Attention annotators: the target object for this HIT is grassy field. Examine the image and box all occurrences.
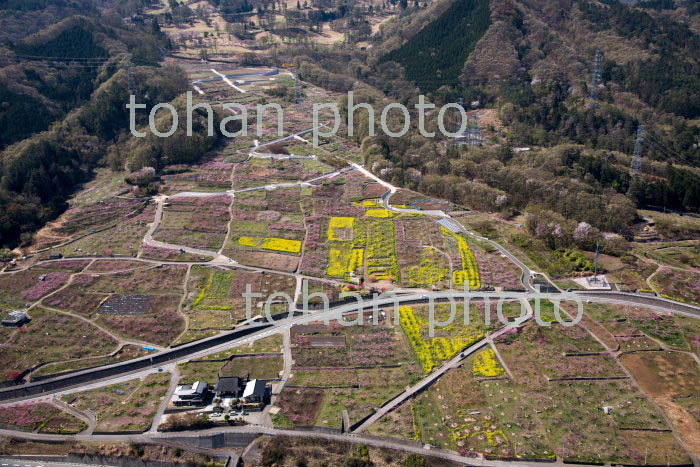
[0,308,118,382]
[62,373,171,432]
[220,355,284,380]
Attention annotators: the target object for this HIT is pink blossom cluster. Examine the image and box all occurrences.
[72,274,96,287]
[270,223,305,232]
[21,272,69,300]
[0,403,56,428]
[141,244,180,259]
[200,160,234,171]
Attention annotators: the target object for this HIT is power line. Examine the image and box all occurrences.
[645,133,700,170]
[11,54,111,61]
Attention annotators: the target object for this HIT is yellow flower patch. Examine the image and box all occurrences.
[361,199,378,207]
[349,248,364,273]
[328,248,348,277]
[365,208,393,218]
[399,306,484,374]
[328,217,355,241]
[442,227,481,289]
[473,348,506,377]
[261,237,302,254]
[238,236,259,247]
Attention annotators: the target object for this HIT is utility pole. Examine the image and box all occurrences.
[593,241,600,281]
[631,124,645,175]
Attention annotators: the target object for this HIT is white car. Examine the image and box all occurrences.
[211,412,222,417]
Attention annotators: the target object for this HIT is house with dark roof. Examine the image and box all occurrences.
[242,379,267,404]
[172,381,208,406]
[215,376,243,398]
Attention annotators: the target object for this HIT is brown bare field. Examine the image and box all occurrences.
[621,351,700,456]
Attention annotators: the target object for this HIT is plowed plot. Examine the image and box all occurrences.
[290,321,415,368]
[469,238,524,291]
[139,245,211,262]
[652,267,700,305]
[396,218,450,289]
[413,366,518,457]
[220,355,283,380]
[83,265,188,294]
[86,260,150,272]
[186,266,296,325]
[0,308,117,382]
[231,158,331,189]
[0,403,86,434]
[621,351,700,457]
[161,159,234,193]
[315,367,418,429]
[62,373,171,432]
[583,303,693,351]
[54,199,147,237]
[223,189,306,271]
[154,195,231,251]
[96,294,184,346]
[39,260,91,272]
[621,351,699,398]
[273,387,325,427]
[519,324,623,379]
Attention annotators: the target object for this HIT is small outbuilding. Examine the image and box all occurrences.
[2,311,30,327]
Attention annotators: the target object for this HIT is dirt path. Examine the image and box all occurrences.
[149,365,180,433]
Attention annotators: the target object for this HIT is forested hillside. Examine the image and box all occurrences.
[0,5,222,249]
[282,0,700,251]
[380,0,491,92]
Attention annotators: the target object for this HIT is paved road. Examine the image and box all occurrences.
[576,290,700,319]
[0,458,104,467]
[0,423,619,467]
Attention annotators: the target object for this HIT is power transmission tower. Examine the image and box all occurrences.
[631,124,645,175]
[469,114,482,145]
[453,98,469,145]
[591,50,603,104]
